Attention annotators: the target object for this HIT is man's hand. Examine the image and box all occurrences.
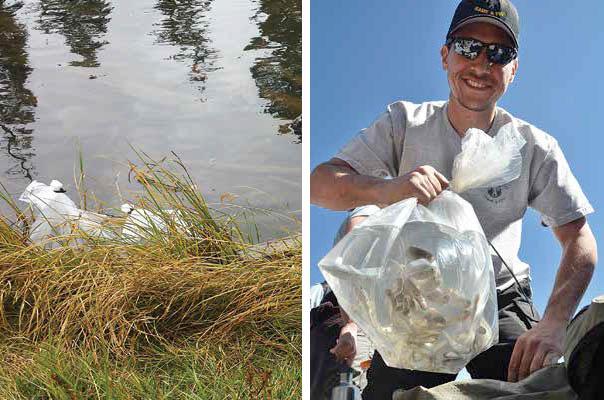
[383,165,450,206]
[311,159,449,210]
[508,217,596,382]
[507,318,566,382]
[330,322,358,366]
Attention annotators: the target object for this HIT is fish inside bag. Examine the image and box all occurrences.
[318,122,526,373]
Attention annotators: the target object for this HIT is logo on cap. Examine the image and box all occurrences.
[474,4,506,18]
[482,0,501,10]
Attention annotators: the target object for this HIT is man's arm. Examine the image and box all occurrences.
[310,158,450,210]
[508,216,597,382]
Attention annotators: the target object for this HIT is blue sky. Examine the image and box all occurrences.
[310,0,604,335]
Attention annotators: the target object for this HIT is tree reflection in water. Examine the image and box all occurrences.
[245,0,301,141]
[36,0,113,67]
[153,0,220,99]
[0,4,37,181]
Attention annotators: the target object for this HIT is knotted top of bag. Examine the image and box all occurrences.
[450,122,526,194]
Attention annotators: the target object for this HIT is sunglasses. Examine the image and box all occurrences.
[446,37,518,65]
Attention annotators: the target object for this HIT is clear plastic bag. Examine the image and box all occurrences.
[318,122,525,373]
[450,123,526,193]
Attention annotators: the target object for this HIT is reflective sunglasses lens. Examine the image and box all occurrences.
[486,45,516,65]
[453,38,483,60]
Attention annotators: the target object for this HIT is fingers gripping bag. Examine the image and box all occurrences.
[319,122,526,373]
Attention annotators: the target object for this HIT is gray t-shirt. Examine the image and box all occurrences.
[334,100,594,290]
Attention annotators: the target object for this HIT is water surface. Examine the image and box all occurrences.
[0,0,301,240]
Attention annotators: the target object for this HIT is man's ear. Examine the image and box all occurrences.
[441,45,449,70]
[508,58,518,83]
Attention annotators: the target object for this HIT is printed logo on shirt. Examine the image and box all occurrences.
[485,183,509,204]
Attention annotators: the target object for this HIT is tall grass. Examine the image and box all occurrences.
[0,154,301,399]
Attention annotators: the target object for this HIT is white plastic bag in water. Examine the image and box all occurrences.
[19,181,191,247]
[120,204,188,241]
[319,122,525,373]
[19,180,117,247]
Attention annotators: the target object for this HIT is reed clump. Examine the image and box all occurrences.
[0,239,300,353]
[0,153,301,398]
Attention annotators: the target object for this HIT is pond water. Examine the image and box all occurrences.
[0,0,301,240]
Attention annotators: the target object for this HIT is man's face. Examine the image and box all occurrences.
[441,22,518,112]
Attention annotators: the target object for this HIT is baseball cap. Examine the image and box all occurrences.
[447,0,520,49]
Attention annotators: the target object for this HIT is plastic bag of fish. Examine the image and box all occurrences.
[319,122,526,373]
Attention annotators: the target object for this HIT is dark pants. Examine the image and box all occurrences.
[310,320,351,400]
[362,280,541,400]
[310,297,355,400]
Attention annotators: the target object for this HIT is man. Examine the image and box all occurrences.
[310,0,597,399]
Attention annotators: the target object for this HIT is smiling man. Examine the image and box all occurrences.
[310,0,597,398]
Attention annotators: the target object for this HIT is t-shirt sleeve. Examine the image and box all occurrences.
[528,138,594,227]
[334,110,401,179]
[332,205,381,247]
